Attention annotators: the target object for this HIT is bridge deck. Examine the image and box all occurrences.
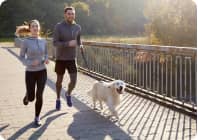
[0,43,196,140]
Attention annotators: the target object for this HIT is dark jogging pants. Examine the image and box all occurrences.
[25,69,47,117]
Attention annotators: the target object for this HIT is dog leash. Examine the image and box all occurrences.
[73,29,90,71]
[80,46,90,71]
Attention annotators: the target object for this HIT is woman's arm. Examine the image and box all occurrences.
[20,41,33,66]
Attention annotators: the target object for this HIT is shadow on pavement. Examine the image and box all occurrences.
[0,124,9,132]
[47,78,133,140]
[8,109,65,140]
[28,112,67,140]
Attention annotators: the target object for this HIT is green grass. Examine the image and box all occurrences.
[0,36,149,44]
[0,38,14,42]
[82,35,149,44]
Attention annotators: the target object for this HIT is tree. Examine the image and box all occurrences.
[0,0,147,37]
[144,0,197,46]
[71,1,90,34]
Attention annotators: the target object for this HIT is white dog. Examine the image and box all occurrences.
[88,80,126,119]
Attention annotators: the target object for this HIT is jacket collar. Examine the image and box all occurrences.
[64,20,76,25]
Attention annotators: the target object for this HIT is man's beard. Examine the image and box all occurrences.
[66,19,74,24]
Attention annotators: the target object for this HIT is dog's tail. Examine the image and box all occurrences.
[87,81,99,96]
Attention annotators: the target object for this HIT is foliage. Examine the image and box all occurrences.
[144,0,197,46]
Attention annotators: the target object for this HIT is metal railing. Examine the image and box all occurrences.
[76,42,197,109]
[43,39,197,112]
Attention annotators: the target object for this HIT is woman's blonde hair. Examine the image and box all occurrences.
[15,19,41,37]
[28,19,40,30]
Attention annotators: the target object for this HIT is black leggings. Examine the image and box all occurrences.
[25,69,47,117]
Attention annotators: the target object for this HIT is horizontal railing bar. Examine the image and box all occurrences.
[82,41,197,56]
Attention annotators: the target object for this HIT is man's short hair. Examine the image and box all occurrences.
[64,6,75,13]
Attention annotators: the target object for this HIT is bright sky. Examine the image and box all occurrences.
[0,0,197,6]
[0,0,5,6]
[192,0,197,4]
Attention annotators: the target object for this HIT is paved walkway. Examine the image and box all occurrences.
[0,43,197,140]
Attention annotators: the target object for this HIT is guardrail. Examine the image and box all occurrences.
[16,38,197,113]
[77,41,197,111]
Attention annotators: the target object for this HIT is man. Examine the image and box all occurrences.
[53,6,83,110]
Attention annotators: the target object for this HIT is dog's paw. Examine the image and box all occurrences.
[106,115,112,119]
[93,108,102,112]
[112,118,119,122]
[105,114,113,119]
[93,108,98,110]
[115,116,119,120]
[105,115,119,122]
[110,116,119,122]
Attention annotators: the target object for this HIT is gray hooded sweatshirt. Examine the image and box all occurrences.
[20,37,48,71]
[53,20,82,60]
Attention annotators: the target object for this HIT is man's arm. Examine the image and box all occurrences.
[53,24,69,48]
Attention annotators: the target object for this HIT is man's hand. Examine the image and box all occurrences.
[32,60,40,66]
[45,59,49,64]
[68,40,77,47]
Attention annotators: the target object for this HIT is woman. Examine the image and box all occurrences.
[19,20,49,126]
